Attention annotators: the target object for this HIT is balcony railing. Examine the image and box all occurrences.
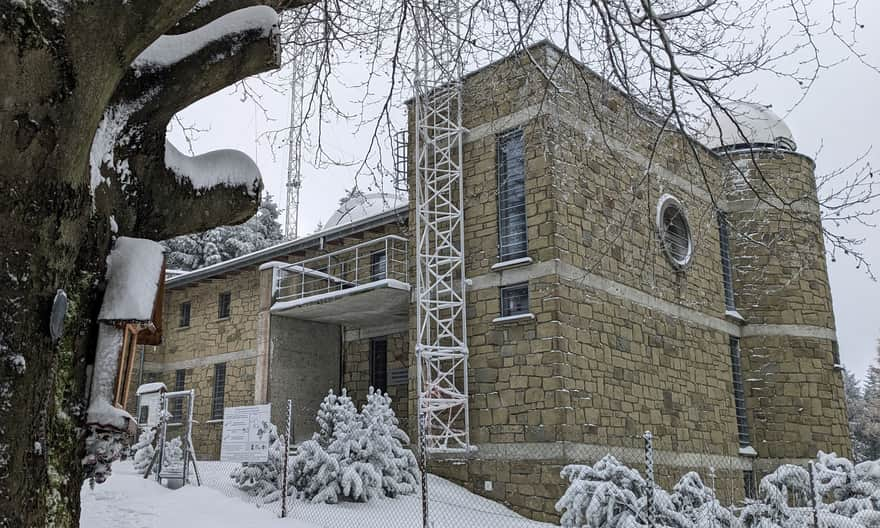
[274,235,409,304]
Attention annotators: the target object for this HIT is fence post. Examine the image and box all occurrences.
[420,411,430,528]
[281,399,292,518]
[644,431,655,528]
[808,461,820,528]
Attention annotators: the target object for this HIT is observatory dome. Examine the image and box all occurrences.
[704,102,797,152]
[324,192,405,229]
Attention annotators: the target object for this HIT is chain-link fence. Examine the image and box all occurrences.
[132,405,878,528]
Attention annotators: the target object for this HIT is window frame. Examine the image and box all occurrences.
[217,291,232,320]
[211,362,226,420]
[656,194,693,270]
[496,128,528,262]
[743,470,757,500]
[729,337,752,448]
[172,369,185,421]
[179,301,191,328]
[370,250,387,281]
[500,282,530,318]
[717,211,736,311]
[369,338,388,394]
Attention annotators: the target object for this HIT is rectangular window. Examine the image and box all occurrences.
[500,283,529,318]
[370,338,388,394]
[717,211,736,311]
[729,337,751,447]
[497,129,527,261]
[218,292,231,319]
[370,251,387,281]
[172,369,185,421]
[743,470,757,500]
[138,405,149,425]
[179,301,191,328]
[212,363,226,420]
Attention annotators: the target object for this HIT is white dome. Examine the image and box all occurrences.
[324,192,405,229]
[704,102,796,152]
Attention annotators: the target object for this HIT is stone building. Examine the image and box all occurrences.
[128,42,849,521]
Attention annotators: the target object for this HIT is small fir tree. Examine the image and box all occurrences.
[131,429,156,475]
[229,421,293,504]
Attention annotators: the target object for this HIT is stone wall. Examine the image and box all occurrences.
[342,331,410,429]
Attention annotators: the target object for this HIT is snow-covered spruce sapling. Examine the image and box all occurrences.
[359,387,420,497]
[229,421,294,504]
[132,429,156,475]
[555,454,651,527]
[812,451,880,526]
[739,464,813,528]
[671,471,740,528]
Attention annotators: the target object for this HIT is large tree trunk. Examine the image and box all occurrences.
[0,2,295,525]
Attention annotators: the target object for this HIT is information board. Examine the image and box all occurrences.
[220,404,272,463]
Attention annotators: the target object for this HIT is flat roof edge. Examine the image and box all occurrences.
[166,205,409,289]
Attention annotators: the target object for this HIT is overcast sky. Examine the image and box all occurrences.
[169,3,880,382]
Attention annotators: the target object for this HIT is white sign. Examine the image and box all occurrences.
[139,393,162,427]
[220,404,272,463]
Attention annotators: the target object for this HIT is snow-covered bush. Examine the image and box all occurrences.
[230,421,294,504]
[132,429,156,474]
[291,387,418,503]
[83,429,127,485]
[161,436,184,474]
[672,472,740,528]
[811,451,880,526]
[291,439,342,503]
[359,388,420,497]
[555,454,652,527]
[739,464,813,528]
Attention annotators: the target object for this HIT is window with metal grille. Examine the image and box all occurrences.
[743,470,757,499]
[179,301,191,328]
[717,211,736,311]
[832,340,842,367]
[657,195,692,269]
[218,291,231,319]
[172,369,185,421]
[500,283,529,318]
[370,338,388,394]
[211,363,226,420]
[729,337,751,447]
[497,129,527,261]
[370,251,387,281]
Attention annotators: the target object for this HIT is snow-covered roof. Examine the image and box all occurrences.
[325,193,406,229]
[704,102,797,152]
[166,204,409,289]
[98,237,165,322]
[136,382,167,396]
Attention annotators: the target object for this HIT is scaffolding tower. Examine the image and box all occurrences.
[413,0,470,452]
[285,59,304,239]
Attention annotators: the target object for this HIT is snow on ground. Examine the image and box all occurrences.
[82,461,555,528]
[81,462,316,528]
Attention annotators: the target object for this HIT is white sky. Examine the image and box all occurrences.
[168,3,880,382]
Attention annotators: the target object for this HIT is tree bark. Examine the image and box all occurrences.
[0,2,285,525]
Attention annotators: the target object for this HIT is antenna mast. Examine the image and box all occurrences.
[413,0,470,452]
[285,60,304,239]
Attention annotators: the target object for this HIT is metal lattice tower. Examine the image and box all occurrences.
[284,60,304,239]
[413,0,470,452]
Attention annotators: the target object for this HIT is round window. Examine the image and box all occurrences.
[656,195,692,269]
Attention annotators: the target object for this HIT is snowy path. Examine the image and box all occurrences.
[82,461,556,528]
[80,462,316,528]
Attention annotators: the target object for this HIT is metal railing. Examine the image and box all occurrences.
[274,235,409,303]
